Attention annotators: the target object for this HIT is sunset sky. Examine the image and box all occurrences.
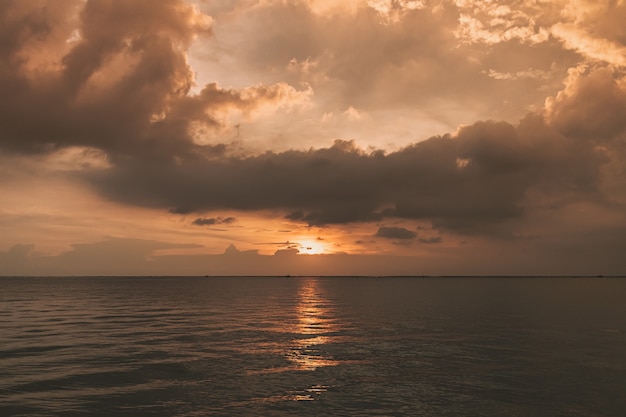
[1,0,626,276]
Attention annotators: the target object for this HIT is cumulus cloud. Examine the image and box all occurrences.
[545,66,626,140]
[0,0,310,158]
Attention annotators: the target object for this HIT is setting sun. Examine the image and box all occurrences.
[297,239,327,255]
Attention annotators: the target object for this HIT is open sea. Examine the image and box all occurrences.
[1,276,625,416]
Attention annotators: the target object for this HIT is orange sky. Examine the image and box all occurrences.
[1,0,626,275]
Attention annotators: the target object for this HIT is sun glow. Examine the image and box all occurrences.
[297,239,327,255]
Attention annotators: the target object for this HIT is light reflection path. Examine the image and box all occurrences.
[240,278,356,405]
[287,277,341,371]
[248,278,345,404]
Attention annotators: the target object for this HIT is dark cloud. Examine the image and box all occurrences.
[84,114,606,235]
[192,216,235,226]
[376,226,417,240]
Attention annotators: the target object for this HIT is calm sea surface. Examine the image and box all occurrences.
[1,276,626,416]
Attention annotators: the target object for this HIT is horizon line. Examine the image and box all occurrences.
[2,275,625,279]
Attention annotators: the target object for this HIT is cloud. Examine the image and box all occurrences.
[1,0,625,259]
[376,226,417,240]
[3,0,621,161]
[545,66,626,140]
[551,24,626,67]
[194,0,589,147]
[83,109,608,235]
[192,216,236,226]
[0,0,310,158]
[224,0,496,111]
[0,0,599,162]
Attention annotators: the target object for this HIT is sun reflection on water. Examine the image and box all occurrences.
[243,278,352,405]
[288,278,341,371]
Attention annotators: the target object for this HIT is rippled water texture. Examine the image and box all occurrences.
[1,276,626,416]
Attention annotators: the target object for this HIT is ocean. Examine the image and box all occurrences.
[1,276,625,416]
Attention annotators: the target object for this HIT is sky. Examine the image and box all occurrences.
[1,0,626,276]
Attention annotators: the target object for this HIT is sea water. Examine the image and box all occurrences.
[1,276,625,416]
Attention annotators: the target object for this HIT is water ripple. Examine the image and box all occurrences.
[1,276,626,416]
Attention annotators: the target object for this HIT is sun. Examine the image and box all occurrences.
[297,239,327,255]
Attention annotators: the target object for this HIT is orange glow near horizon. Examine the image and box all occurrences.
[296,239,328,255]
